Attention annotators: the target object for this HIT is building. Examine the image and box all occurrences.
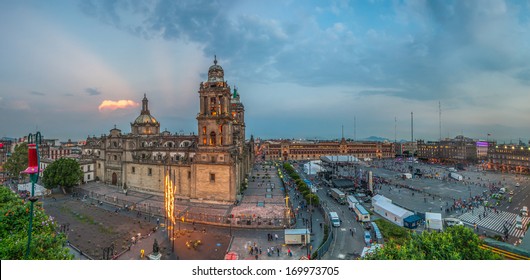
[486,142,530,174]
[81,58,254,203]
[395,141,417,157]
[259,138,395,161]
[39,158,95,184]
[417,135,480,164]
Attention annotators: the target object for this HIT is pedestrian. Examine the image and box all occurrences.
[250,247,254,255]
[267,248,270,256]
[275,233,278,240]
[277,247,280,256]
[259,247,262,255]
[255,254,258,260]
[288,248,292,257]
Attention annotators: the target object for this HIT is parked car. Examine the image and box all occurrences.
[364,231,372,245]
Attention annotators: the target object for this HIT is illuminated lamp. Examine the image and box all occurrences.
[21,144,39,174]
[0,143,3,148]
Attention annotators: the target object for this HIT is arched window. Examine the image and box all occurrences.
[210,131,216,146]
[113,155,117,161]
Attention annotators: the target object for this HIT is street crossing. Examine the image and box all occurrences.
[458,206,529,238]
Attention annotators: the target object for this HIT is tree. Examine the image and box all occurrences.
[305,193,320,206]
[364,226,502,260]
[3,142,28,181]
[42,158,83,193]
[0,186,73,259]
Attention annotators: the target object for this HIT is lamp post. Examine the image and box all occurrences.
[22,131,42,259]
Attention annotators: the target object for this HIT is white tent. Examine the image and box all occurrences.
[372,195,413,227]
[425,212,443,231]
[303,160,324,175]
[17,183,50,196]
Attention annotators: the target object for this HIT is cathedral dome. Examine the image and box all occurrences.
[207,56,224,82]
[134,114,158,125]
[133,94,159,125]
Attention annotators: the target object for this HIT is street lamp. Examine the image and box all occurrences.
[22,131,42,259]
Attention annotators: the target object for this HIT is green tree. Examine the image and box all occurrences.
[0,186,73,259]
[364,226,502,260]
[42,158,83,193]
[3,142,28,181]
[305,193,320,206]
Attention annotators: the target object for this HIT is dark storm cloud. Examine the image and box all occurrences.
[78,0,530,102]
[85,87,102,96]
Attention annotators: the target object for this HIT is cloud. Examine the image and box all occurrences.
[29,91,46,96]
[98,99,139,111]
[79,0,530,107]
[85,87,102,96]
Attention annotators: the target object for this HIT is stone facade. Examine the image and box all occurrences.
[259,138,395,161]
[82,59,254,203]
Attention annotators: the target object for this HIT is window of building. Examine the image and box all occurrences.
[210,173,215,183]
[87,174,91,180]
[188,171,191,179]
[98,163,101,168]
[113,155,117,161]
[132,167,135,174]
[211,156,216,163]
[148,168,152,176]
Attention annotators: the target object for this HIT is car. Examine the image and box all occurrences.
[509,190,514,195]
[364,231,372,245]
[444,218,464,227]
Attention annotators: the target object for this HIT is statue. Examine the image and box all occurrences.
[153,239,159,254]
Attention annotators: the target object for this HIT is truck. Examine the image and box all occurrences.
[329,212,341,227]
[354,204,371,222]
[330,188,346,204]
[402,173,412,179]
[347,195,359,210]
[450,172,463,181]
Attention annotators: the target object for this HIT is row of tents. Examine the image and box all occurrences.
[372,194,443,231]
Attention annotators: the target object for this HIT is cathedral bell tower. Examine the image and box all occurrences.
[193,56,237,202]
[197,56,233,148]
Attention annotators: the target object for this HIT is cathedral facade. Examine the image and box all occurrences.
[82,59,254,203]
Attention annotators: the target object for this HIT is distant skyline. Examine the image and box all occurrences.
[2,1,530,144]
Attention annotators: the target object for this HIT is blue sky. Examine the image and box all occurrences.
[2,0,530,144]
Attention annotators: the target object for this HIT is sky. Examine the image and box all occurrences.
[2,0,530,144]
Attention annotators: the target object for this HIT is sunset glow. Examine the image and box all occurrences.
[98,100,139,111]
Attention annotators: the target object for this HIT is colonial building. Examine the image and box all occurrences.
[416,135,481,164]
[81,58,254,203]
[486,143,530,174]
[259,138,395,161]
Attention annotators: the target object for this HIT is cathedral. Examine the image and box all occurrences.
[82,58,254,203]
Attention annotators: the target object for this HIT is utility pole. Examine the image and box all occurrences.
[354,116,356,141]
[439,101,442,141]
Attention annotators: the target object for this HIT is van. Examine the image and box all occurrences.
[521,206,528,217]
[329,212,341,227]
[515,216,523,229]
[444,218,464,227]
[499,188,506,194]
[448,167,457,172]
